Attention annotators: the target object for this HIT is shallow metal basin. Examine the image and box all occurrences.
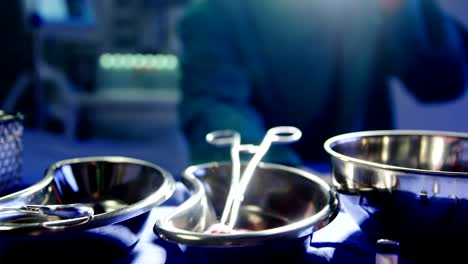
[0,156,175,263]
[154,162,338,248]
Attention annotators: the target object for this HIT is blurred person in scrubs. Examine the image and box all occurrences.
[178,0,468,166]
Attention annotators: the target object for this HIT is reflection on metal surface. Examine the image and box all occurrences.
[380,136,390,163]
[430,137,444,170]
[154,162,338,247]
[60,165,79,192]
[432,180,439,195]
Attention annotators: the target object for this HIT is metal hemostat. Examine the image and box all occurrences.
[205,126,302,230]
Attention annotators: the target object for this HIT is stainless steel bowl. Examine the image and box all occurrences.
[0,156,175,263]
[154,162,338,248]
[324,130,468,246]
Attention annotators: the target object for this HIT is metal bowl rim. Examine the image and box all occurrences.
[324,130,468,177]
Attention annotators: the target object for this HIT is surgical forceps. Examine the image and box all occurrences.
[206,126,302,229]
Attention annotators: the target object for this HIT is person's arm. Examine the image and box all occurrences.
[178,1,302,166]
[382,0,467,101]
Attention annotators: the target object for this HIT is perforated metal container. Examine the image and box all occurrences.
[0,111,23,195]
